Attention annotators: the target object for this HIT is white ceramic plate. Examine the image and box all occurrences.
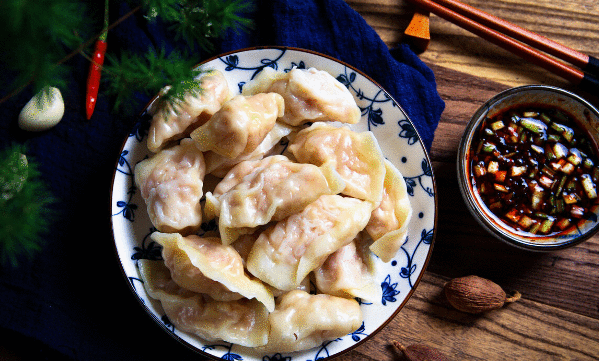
[110,47,437,361]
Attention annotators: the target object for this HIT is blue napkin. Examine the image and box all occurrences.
[0,1,444,360]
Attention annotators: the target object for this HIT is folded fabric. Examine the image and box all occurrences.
[0,1,444,360]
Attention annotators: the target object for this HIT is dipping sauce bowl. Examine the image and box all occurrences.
[457,85,599,250]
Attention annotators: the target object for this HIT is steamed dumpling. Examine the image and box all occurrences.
[314,233,382,303]
[242,67,361,126]
[138,259,269,347]
[191,93,285,158]
[246,194,373,291]
[206,155,346,245]
[153,232,242,302]
[151,232,275,312]
[134,138,205,235]
[258,290,362,352]
[289,122,386,205]
[147,70,232,153]
[204,122,295,178]
[367,160,413,262]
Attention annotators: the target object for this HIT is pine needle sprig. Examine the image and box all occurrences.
[142,0,253,51]
[103,48,205,115]
[0,144,55,268]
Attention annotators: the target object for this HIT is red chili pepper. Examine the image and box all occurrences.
[85,39,107,120]
[85,0,109,120]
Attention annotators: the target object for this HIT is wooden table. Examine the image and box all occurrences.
[338,0,599,359]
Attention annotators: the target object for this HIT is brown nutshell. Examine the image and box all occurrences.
[443,275,520,314]
[392,341,452,361]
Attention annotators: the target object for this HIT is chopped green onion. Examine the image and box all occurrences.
[540,218,555,233]
[567,149,583,165]
[530,144,544,154]
[539,113,551,123]
[581,174,597,199]
[520,117,547,134]
[553,142,568,159]
[482,142,497,153]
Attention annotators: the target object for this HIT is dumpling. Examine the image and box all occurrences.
[138,259,269,347]
[147,70,232,153]
[258,290,362,352]
[204,122,295,178]
[289,122,386,205]
[314,233,382,303]
[242,67,361,126]
[246,194,373,291]
[191,93,285,159]
[153,232,241,301]
[206,155,346,245]
[134,138,205,235]
[367,160,413,262]
[151,232,275,312]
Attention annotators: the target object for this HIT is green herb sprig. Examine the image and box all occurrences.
[0,145,55,268]
[0,0,252,112]
[104,48,205,115]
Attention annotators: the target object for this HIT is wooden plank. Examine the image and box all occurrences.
[336,272,599,360]
[349,0,599,88]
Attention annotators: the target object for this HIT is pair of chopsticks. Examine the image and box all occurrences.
[405,0,599,92]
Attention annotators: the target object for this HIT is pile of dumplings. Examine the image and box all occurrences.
[134,66,413,353]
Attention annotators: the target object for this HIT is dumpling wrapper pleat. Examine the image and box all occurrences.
[138,259,269,347]
[246,194,373,291]
[151,232,275,312]
[367,159,413,262]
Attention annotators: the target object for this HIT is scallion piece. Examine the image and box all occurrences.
[539,113,551,123]
[581,174,597,199]
[530,144,544,154]
[552,142,568,159]
[482,142,497,153]
[540,218,555,233]
[520,117,547,134]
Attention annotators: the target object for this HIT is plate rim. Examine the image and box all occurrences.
[109,45,439,361]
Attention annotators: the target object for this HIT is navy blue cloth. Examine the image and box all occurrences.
[0,1,444,360]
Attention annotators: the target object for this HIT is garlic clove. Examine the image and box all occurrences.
[18,87,65,131]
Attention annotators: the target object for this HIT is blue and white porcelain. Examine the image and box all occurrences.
[110,47,437,361]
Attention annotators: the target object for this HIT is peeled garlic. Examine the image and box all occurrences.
[18,87,64,131]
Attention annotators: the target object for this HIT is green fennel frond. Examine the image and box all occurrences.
[0,144,55,268]
[103,49,204,115]
[0,0,86,95]
[142,0,253,51]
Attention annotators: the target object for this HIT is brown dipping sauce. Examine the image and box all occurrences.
[469,105,599,236]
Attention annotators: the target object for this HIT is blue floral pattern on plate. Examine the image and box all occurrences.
[110,47,436,361]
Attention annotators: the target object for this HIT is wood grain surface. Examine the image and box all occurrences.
[338,0,599,360]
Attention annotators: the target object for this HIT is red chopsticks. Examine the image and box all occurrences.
[405,0,599,92]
